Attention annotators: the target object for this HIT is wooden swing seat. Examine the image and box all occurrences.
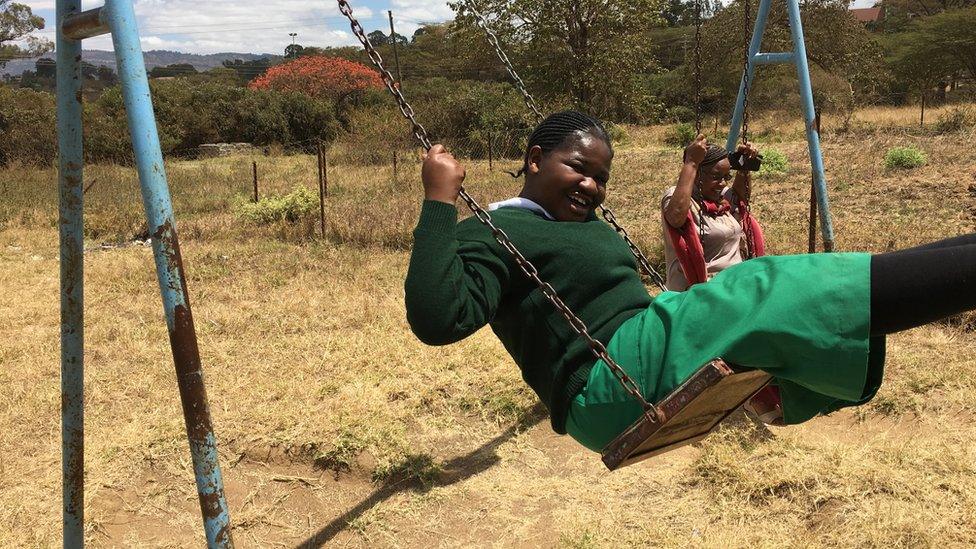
[601,359,772,471]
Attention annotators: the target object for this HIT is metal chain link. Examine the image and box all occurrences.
[337,0,657,414]
[599,208,666,290]
[698,189,707,240]
[693,0,707,240]
[466,2,666,291]
[738,0,755,256]
[741,0,752,144]
[467,4,544,121]
[693,0,703,136]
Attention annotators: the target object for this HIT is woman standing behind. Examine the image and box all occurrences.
[662,134,762,291]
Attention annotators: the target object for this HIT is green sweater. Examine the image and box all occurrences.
[404,200,652,433]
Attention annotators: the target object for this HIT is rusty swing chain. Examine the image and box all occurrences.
[693,0,707,240]
[466,4,543,121]
[741,0,752,145]
[693,0,703,136]
[336,0,657,415]
[465,3,666,292]
[738,0,759,257]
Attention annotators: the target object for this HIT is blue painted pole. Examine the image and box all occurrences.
[103,1,233,546]
[785,0,835,250]
[56,0,85,546]
[725,0,773,151]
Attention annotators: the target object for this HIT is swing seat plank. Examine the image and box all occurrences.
[601,359,772,471]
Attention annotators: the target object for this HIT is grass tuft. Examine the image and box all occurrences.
[884,146,927,170]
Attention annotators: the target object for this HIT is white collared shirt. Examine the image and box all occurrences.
[487,197,555,220]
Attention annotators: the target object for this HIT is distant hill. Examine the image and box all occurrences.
[1,49,282,76]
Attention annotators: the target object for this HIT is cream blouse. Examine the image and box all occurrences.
[661,185,747,291]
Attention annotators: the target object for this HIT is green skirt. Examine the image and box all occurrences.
[566,253,886,452]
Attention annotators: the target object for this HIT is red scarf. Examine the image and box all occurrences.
[664,198,765,287]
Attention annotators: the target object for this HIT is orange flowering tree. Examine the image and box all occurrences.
[248,56,383,104]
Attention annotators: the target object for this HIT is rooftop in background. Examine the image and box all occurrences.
[850,6,884,23]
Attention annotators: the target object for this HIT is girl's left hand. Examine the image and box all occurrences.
[737,141,759,159]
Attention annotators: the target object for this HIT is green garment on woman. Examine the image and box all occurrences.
[403,200,886,451]
[566,253,886,452]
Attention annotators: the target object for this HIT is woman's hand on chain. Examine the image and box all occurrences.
[684,134,708,166]
[422,144,465,204]
[736,141,759,160]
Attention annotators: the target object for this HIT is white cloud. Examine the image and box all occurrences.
[18,0,455,55]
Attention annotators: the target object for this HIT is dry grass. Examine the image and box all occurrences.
[1,104,975,547]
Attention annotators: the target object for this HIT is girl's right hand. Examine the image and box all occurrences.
[683,134,708,166]
[422,144,465,204]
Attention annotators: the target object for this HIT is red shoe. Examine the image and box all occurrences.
[743,385,784,426]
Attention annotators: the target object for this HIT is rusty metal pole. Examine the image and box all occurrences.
[920,91,925,127]
[392,150,398,185]
[317,143,326,237]
[323,148,329,197]
[487,133,493,171]
[252,161,258,202]
[104,0,233,546]
[808,110,820,253]
[57,0,85,545]
[388,10,402,84]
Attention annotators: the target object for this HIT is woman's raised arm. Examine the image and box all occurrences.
[663,134,708,228]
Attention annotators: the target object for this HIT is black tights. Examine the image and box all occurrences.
[870,233,976,336]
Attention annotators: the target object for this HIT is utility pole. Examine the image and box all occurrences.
[388,10,403,85]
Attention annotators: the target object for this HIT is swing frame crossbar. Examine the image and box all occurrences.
[57,1,231,547]
[726,0,835,251]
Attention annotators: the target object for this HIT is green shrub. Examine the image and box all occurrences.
[664,122,697,147]
[884,146,927,170]
[668,106,696,123]
[934,108,975,134]
[0,87,56,167]
[237,187,317,224]
[757,148,789,176]
[605,122,629,146]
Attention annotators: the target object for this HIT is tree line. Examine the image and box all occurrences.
[1,0,974,167]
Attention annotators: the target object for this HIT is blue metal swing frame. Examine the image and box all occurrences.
[725,0,835,251]
[56,1,232,546]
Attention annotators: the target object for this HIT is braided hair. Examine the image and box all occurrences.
[511,110,613,178]
[683,143,728,170]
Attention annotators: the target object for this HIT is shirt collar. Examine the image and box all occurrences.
[487,197,555,220]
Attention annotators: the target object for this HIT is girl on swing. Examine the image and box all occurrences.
[661,135,785,423]
[662,136,762,291]
[404,110,976,453]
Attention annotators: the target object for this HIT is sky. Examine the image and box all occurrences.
[19,0,879,56]
[19,1,456,55]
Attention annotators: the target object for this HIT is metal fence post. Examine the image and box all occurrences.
[317,142,326,237]
[392,150,398,184]
[103,0,233,546]
[487,133,493,171]
[252,161,258,202]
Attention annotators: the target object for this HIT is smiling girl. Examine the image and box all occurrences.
[404,110,976,454]
[662,135,761,291]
